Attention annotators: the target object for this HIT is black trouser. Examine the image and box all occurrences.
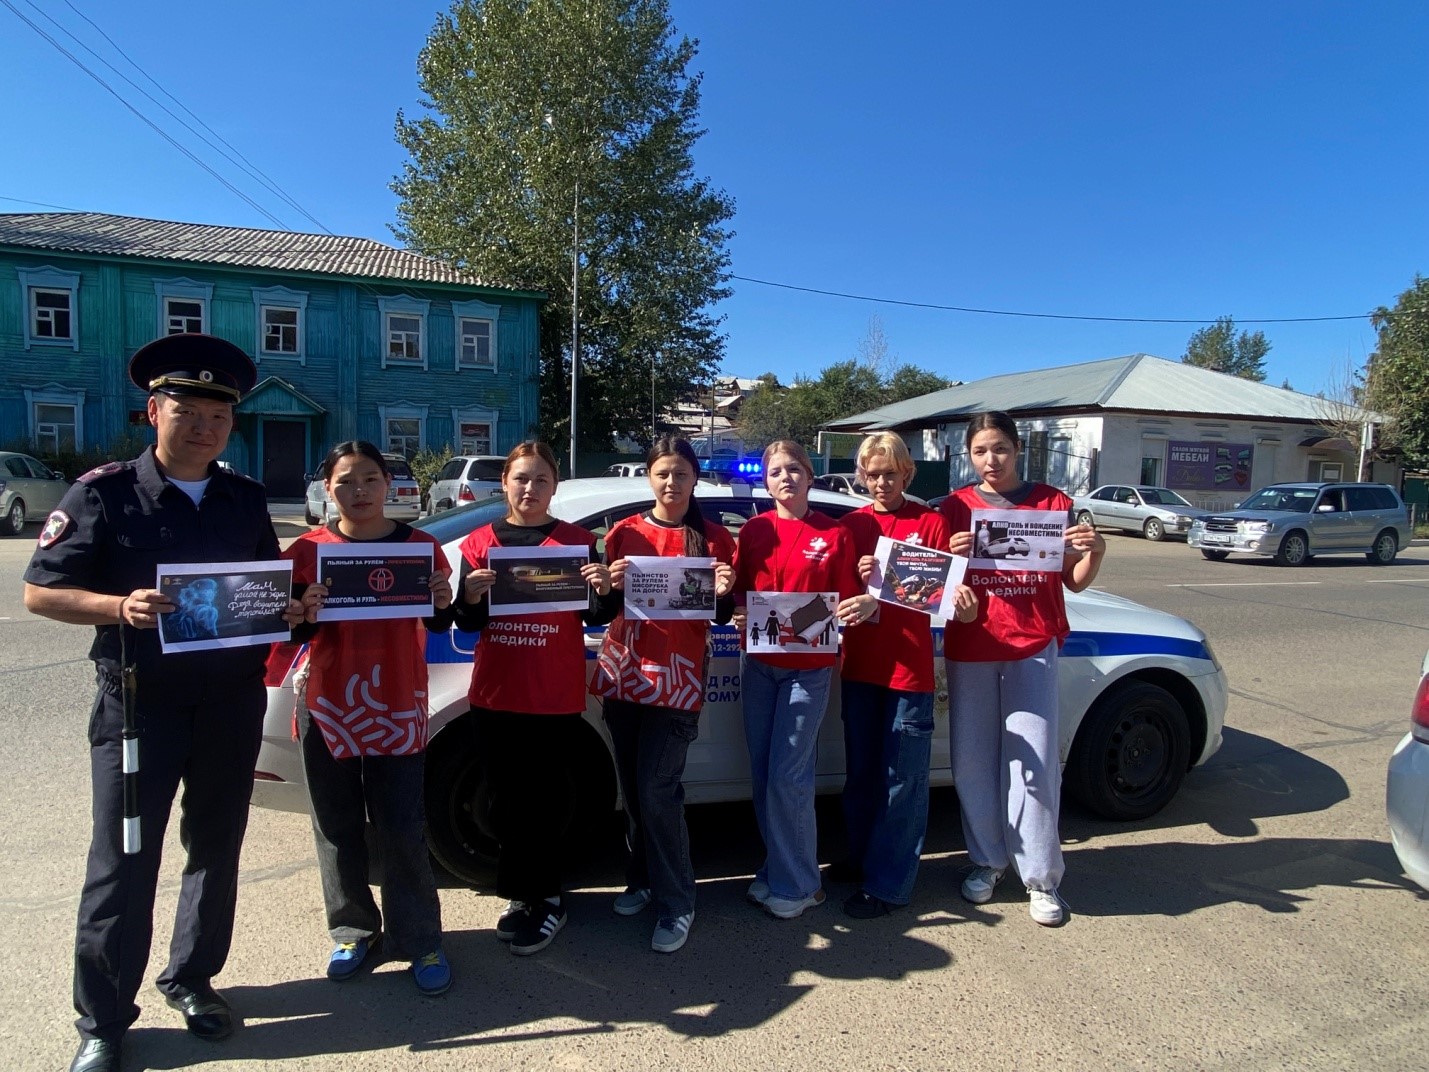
[74,670,264,1043]
[299,711,442,960]
[470,708,583,904]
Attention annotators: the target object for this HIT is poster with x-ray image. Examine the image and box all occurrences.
[156,560,292,653]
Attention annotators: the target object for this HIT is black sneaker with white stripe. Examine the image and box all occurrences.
[510,900,566,955]
[495,900,530,942]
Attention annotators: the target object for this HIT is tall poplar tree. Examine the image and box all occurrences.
[392,0,734,455]
[1367,275,1429,466]
[1180,316,1271,381]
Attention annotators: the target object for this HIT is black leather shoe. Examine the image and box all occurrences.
[69,1037,120,1072]
[161,982,234,1041]
[843,890,897,919]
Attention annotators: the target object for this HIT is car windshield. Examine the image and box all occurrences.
[414,495,508,541]
[385,458,415,480]
[1141,489,1193,507]
[467,459,504,480]
[1239,487,1316,513]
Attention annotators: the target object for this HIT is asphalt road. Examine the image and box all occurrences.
[1,522,1426,1071]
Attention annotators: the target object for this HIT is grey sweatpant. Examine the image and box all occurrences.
[948,641,1065,891]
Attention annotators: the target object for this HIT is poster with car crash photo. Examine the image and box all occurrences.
[155,560,293,653]
[744,591,839,654]
[866,536,969,617]
[969,510,1066,573]
[622,555,717,620]
[487,544,592,616]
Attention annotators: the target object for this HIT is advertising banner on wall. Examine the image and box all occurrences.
[1167,441,1253,490]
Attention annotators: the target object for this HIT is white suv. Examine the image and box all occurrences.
[426,455,506,514]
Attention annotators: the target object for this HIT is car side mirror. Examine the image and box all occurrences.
[54,472,65,481]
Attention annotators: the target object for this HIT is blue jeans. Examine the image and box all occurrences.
[741,657,834,900]
[840,680,934,905]
[604,699,700,917]
[299,710,442,960]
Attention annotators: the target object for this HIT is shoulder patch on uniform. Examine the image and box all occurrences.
[38,510,72,548]
[78,461,125,484]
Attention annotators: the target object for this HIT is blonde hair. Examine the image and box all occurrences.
[856,432,915,484]
[761,439,815,478]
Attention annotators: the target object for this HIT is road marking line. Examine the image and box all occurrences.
[1165,582,1322,587]
[1364,578,1429,583]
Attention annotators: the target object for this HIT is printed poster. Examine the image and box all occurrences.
[969,509,1066,573]
[623,556,717,621]
[315,543,435,622]
[156,560,292,653]
[1168,440,1253,490]
[745,591,839,654]
[487,544,591,616]
[866,536,969,618]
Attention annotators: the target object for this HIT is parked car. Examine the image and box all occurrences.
[813,473,871,498]
[602,462,648,478]
[1186,482,1409,566]
[303,452,420,525]
[1073,485,1209,542]
[1386,649,1429,891]
[425,454,506,514]
[254,479,1228,885]
[0,451,68,536]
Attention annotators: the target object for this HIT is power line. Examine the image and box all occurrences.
[1,0,288,227]
[731,274,1374,325]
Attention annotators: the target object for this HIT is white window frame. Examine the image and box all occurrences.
[452,405,499,454]
[251,285,309,363]
[379,401,429,458]
[451,298,500,371]
[23,383,87,450]
[17,266,80,351]
[154,278,213,336]
[378,295,430,370]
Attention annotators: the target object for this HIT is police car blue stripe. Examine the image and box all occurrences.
[425,626,1212,665]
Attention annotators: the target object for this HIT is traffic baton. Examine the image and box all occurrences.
[119,626,141,855]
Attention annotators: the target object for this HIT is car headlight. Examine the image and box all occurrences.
[1189,518,1204,531]
[1242,521,1271,533]
[1175,514,1194,525]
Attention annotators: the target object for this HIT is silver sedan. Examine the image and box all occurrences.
[1073,484,1208,542]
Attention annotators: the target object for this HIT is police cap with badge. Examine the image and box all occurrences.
[129,332,257,403]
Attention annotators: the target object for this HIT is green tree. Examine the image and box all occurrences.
[1181,316,1270,381]
[886,364,955,402]
[1367,275,1429,466]
[392,0,735,456]
[732,373,793,448]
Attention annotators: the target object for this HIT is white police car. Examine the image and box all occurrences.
[254,479,1228,885]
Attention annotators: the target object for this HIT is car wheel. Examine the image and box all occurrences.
[303,503,319,526]
[1367,530,1398,565]
[1066,680,1191,820]
[1142,517,1165,542]
[1076,510,1095,528]
[1274,531,1309,566]
[1200,549,1230,561]
[4,499,24,536]
[423,715,618,888]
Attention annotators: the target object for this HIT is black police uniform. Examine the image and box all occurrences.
[24,336,279,1047]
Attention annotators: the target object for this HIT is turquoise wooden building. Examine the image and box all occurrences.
[0,212,543,495]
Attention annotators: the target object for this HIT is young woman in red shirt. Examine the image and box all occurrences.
[590,436,737,953]
[733,439,875,920]
[285,441,455,995]
[836,432,976,918]
[452,441,616,955]
[938,412,1105,926]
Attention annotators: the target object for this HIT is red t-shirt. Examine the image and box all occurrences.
[733,508,861,670]
[939,483,1073,662]
[283,525,451,758]
[459,519,597,715]
[590,512,737,712]
[839,500,951,692]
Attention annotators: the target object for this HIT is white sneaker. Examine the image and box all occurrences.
[613,887,652,916]
[745,878,771,906]
[1028,887,1067,926]
[960,866,1005,904]
[764,888,826,919]
[651,912,694,953]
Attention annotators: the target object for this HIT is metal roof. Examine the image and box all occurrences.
[0,211,535,292]
[827,353,1359,430]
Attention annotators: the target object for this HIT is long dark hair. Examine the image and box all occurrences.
[321,440,389,480]
[964,411,1021,450]
[646,436,707,556]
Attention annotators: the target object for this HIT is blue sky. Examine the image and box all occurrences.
[2,0,1425,396]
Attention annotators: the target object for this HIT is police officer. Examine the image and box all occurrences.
[23,334,305,1072]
